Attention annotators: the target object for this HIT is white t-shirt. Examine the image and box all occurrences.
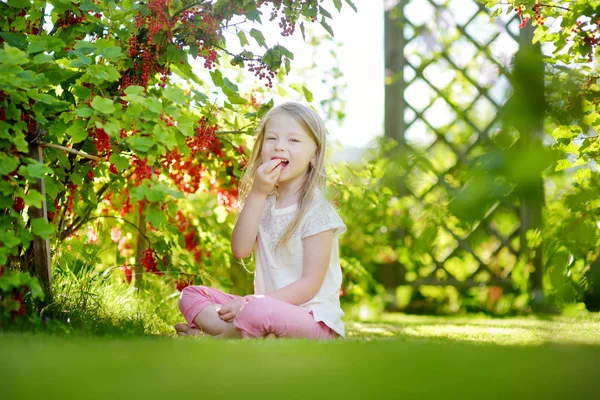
[254,188,347,337]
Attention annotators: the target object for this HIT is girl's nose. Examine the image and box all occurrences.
[274,140,286,151]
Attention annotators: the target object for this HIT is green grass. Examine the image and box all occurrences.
[1,312,599,399]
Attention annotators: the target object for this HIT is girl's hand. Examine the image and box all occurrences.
[252,159,283,195]
[217,298,245,322]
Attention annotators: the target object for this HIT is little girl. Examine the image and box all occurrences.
[175,102,346,339]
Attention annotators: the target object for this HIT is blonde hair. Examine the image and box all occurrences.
[237,102,328,252]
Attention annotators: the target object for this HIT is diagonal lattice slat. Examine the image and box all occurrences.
[385,0,523,291]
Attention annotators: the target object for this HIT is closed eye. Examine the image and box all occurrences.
[290,139,300,143]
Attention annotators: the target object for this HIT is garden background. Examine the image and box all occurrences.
[0,0,599,398]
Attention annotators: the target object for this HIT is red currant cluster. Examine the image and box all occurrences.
[532,3,544,26]
[248,61,276,88]
[217,188,239,212]
[175,277,193,292]
[160,114,174,127]
[47,197,61,222]
[66,183,78,215]
[130,156,155,186]
[9,287,26,320]
[172,209,207,260]
[278,16,296,37]
[13,197,25,212]
[21,111,36,136]
[141,248,163,275]
[185,118,219,156]
[163,149,205,193]
[202,46,218,69]
[55,11,86,29]
[93,127,111,158]
[26,20,40,35]
[121,262,133,284]
[119,190,133,217]
[516,2,545,28]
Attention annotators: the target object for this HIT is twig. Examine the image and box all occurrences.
[86,215,152,245]
[41,142,103,162]
[496,1,570,11]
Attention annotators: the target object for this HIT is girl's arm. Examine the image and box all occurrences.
[266,229,334,305]
[231,188,267,259]
[231,159,283,259]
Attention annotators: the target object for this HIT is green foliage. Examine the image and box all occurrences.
[482,0,600,309]
[0,269,44,321]
[0,0,351,320]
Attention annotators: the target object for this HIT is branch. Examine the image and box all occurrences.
[41,142,103,162]
[497,1,570,11]
[172,1,211,19]
[86,215,152,245]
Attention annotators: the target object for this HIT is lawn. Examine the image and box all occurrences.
[1,313,598,400]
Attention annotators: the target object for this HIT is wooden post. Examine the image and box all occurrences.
[382,0,408,309]
[384,0,407,143]
[25,136,53,300]
[518,21,546,309]
[134,211,146,288]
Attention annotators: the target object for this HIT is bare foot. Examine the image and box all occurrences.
[265,333,277,339]
[174,323,205,337]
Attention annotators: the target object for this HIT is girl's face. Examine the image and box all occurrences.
[261,111,318,186]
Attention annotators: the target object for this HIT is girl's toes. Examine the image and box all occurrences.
[175,323,190,333]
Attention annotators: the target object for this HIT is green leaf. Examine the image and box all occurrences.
[0,155,19,175]
[99,46,123,61]
[0,44,28,64]
[250,28,267,48]
[210,69,224,87]
[344,0,357,12]
[124,86,145,95]
[552,126,579,139]
[33,54,55,64]
[0,34,28,51]
[128,136,155,152]
[302,86,313,102]
[333,0,342,12]
[91,97,116,114]
[319,6,332,18]
[31,218,55,240]
[28,37,47,54]
[555,159,572,171]
[104,120,121,137]
[237,31,249,46]
[7,0,32,7]
[532,26,548,45]
[23,190,44,208]
[22,160,53,179]
[164,86,186,104]
[320,17,334,37]
[66,119,88,144]
[145,206,167,227]
[145,97,163,113]
[83,65,121,84]
[291,84,313,102]
[177,114,194,136]
[0,230,21,249]
[109,153,129,171]
[75,105,94,118]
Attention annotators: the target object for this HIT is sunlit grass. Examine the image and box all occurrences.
[346,312,600,345]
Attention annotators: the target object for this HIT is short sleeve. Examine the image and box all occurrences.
[301,199,347,239]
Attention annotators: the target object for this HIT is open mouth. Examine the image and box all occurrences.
[273,157,289,168]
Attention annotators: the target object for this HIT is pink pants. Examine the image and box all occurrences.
[178,286,338,340]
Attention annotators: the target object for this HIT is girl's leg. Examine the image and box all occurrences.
[177,286,243,336]
[233,295,338,340]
